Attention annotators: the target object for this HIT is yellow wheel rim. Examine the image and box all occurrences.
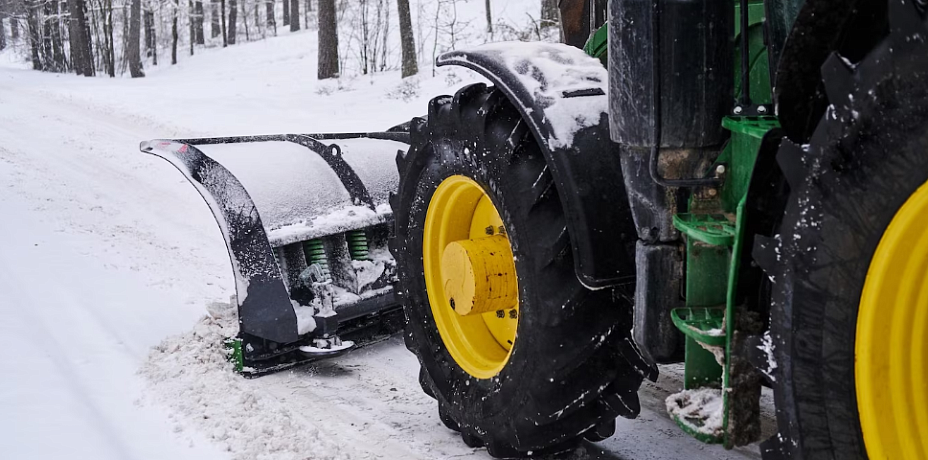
[424,175,519,379]
[857,181,928,459]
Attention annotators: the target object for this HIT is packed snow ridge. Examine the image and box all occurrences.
[138,302,354,460]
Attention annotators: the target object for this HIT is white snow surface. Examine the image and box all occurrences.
[0,10,768,460]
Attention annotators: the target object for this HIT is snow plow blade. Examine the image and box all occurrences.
[140,132,408,376]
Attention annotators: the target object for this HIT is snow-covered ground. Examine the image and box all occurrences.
[0,10,769,460]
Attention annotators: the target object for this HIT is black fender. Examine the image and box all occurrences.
[774,0,889,143]
[437,43,637,289]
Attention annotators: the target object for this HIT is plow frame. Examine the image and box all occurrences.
[141,132,408,375]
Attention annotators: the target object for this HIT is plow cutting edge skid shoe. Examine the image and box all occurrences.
[140,131,409,376]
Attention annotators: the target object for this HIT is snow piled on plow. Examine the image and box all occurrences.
[267,203,392,248]
[139,303,352,460]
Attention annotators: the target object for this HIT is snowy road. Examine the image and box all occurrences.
[1,41,765,460]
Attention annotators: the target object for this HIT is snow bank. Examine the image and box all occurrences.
[138,303,355,460]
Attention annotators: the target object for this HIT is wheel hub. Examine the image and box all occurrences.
[441,235,518,316]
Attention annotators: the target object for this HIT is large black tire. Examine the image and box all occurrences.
[758,2,928,458]
[390,83,643,458]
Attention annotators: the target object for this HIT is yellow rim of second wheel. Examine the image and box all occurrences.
[857,180,928,459]
[423,175,519,379]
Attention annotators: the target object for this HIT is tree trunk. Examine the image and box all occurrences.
[288,0,298,31]
[11,14,19,41]
[397,0,416,77]
[26,0,41,70]
[265,0,275,33]
[220,0,226,46]
[78,0,95,75]
[316,0,337,79]
[105,0,115,76]
[172,0,178,63]
[128,0,143,76]
[227,0,236,43]
[541,0,557,28]
[144,7,157,65]
[240,0,249,40]
[211,0,220,37]
[485,0,492,34]
[0,12,6,50]
[281,0,288,26]
[195,1,204,43]
[43,0,67,71]
[188,0,194,54]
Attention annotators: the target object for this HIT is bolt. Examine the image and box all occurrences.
[707,188,718,197]
[509,309,518,319]
[716,164,726,175]
[734,106,743,115]
[757,105,768,114]
[485,226,495,235]
[450,298,456,310]
[496,310,505,318]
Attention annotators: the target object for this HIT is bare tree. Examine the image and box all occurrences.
[194,1,204,43]
[0,9,6,50]
[11,10,18,41]
[128,0,144,76]
[43,0,67,71]
[541,0,557,29]
[210,0,220,37]
[397,0,416,77]
[281,0,288,26]
[102,0,116,76]
[264,0,274,33]
[316,0,336,79]
[289,0,298,31]
[188,0,195,54]
[171,0,178,63]
[69,0,95,75]
[227,0,236,43]
[220,0,226,45]
[144,5,157,65]
[26,0,41,70]
[240,0,248,40]
[484,0,491,35]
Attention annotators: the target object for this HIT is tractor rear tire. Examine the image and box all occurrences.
[390,84,643,457]
[759,2,928,458]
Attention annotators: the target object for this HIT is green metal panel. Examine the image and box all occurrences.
[583,22,609,65]
[735,1,773,106]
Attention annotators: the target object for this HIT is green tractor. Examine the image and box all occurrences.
[390,0,928,457]
[143,0,928,458]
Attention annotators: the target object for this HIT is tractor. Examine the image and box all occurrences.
[142,0,928,458]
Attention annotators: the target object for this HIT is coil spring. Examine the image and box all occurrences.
[347,230,370,261]
[303,239,330,279]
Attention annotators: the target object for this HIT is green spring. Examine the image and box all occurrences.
[347,230,370,261]
[303,239,330,277]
